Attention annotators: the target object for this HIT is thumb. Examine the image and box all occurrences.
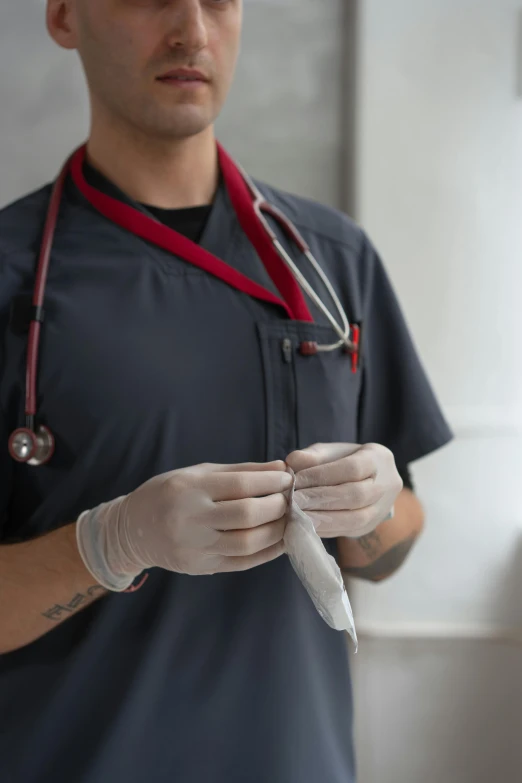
[286,443,361,473]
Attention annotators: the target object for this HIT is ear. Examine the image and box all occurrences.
[46,0,78,51]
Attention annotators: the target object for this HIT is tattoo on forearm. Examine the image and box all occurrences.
[42,586,106,623]
[343,534,417,582]
[357,531,382,560]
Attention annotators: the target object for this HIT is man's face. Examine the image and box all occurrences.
[48,0,243,140]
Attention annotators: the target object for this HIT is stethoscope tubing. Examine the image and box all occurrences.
[9,151,355,466]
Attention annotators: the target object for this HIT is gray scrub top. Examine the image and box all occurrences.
[0,156,452,783]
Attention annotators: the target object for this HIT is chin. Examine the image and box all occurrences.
[139,104,216,141]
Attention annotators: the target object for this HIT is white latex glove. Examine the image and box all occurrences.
[77,461,292,591]
[286,443,403,539]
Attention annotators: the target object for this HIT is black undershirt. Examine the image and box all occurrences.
[83,161,212,243]
[142,203,212,244]
[82,161,414,492]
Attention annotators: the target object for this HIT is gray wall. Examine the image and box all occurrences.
[0,2,88,207]
[0,0,346,209]
[218,0,346,208]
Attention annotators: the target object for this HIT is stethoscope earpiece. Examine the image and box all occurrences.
[8,426,55,466]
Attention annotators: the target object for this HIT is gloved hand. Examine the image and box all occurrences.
[76,461,292,591]
[286,443,403,539]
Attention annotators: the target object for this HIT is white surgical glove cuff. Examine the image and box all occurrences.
[76,497,144,593]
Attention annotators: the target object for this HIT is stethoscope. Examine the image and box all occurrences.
[8,149,358,467]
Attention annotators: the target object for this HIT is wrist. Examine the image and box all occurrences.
[76,497,143,593]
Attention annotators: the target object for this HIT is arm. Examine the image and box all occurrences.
[0,524,107,655]
[0,460,291,655]
[337,487,424,582]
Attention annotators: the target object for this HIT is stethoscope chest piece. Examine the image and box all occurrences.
[8,425,55,466]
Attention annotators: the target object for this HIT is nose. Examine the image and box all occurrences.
[164,0,209,54]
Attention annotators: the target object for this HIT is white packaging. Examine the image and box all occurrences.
[284,469,358,650]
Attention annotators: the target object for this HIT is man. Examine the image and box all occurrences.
[0,2,452,782]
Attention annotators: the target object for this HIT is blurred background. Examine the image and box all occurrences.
[2,1,522,781]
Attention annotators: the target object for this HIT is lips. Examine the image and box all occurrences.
[157,69,208,83]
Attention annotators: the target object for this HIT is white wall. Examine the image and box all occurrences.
[351,2,522,781]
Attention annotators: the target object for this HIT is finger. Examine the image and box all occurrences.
[215,461,287,474]
[212,517,286,557]
[294,451,375,490]
[220,541,286,573]
[309,507,378,539]
[188,460,287,477]
[208,471,293,502]
[294,479,381,512]
[212,493,288,530]
[286,443,361,473]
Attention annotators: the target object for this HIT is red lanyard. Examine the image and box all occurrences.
[69,144,314,323]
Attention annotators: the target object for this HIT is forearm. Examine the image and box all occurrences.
[0,523,106,655]
[337,488,425,582]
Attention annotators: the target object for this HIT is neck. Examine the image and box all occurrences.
[85,119,219,210]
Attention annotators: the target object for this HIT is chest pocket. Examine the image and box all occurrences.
[257,322,362,461]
